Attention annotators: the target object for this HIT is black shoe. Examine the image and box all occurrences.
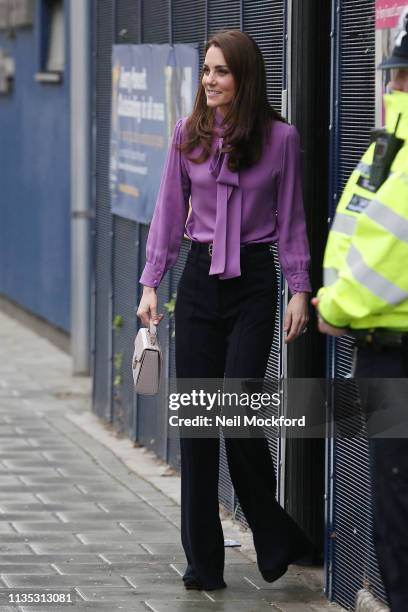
[183,577,203,590]
[183,577,227,591]
[182,564,226,591]
[204,580,227,591]
[260,563,288,583]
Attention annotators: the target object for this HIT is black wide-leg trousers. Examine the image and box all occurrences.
[174,243,311,589]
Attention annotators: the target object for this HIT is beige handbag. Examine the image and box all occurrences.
[132,322,163,395]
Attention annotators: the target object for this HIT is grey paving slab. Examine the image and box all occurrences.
[38,493,141,503]
[56,509,158,521]
[42,451,89,460]
[77,530,180,545]
[11,521,130,533]
[0,496,43,506]
[0,564,56,574]
[75,585,204,603]
[97,501,179,511]
[0,534,79,544]
[69,484,147,495]
[158,508,182,522]
[0,485,82,495]
[29,542,146,554]
[273,605,329,612]
[0,546,31,554]
[0,441,32,449]
[2,460,80,469]
[53,562,177,576]
[16,476,74,485]
[0,451,49,458]
[146,589,272,603]
[0,468,62,477]
[143,602,280,612]
[0,478,23,489]
[25,442,77,449]
[0,554,102,565]
[209,583,323,604]
[57,467,122,477]
[19,476,117,486]
[0,503,102,513]
[120,521,181,533]
[0,428,24,436]
[309,605,344,611]
[19,603,146,611]
[138,543,188,556]
[100,553,186,564]
[0,513,62,522]
[137,493,181,505]
[1,574,127,588]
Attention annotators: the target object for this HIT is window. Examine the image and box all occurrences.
[35,0,64,83]
[0,0,33,31]
[45,0,64,72]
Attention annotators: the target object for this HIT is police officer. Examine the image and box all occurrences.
[312,15,408,612]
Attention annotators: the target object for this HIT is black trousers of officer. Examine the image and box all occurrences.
[174,243,311,589]
[356,345,408,612]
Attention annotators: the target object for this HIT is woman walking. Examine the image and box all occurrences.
[137,30,312,591]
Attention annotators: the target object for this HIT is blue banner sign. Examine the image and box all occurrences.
[110,44,199,224]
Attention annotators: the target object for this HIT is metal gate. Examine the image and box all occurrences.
[327,0,387,607]
[93,0,287,521]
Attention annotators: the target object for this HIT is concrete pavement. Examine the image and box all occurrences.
[0,309,345,612]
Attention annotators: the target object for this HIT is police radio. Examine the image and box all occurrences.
[369,114,404,191]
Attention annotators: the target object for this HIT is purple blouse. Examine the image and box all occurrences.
[139,111,311,293]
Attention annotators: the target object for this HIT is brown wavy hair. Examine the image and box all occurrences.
[178,30,285,172]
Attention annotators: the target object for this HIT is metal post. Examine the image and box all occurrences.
[285,0,332,562]
[70,0,92,374]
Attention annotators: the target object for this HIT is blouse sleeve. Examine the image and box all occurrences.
[139,119,191,288]
[276,124,312,293]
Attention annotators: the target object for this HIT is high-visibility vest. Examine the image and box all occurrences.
[318,90,408,330]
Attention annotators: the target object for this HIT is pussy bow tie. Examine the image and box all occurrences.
[208,136,242,279]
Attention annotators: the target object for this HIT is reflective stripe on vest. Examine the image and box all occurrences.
[347,244,408,304]
[365,199,408,245]
[323,267,338,286]
[356,161,371,176]
[331,213,357,235]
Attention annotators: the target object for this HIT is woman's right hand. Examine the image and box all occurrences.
[136,286,164,328]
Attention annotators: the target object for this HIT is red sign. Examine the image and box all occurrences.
[376,0,407,29]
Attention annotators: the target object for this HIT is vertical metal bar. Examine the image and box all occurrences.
[204,0,208,40]
[239,0,243,31]
[108,0,117,423]
[165,0,175,456]
[168,0,173,44]
[138,0,143,43]
[133,223,143,443]
[278,0,291,508]
[325,0,340,600]
[90,0,97,399]
[165,0,173,456]
[70,0,92,375]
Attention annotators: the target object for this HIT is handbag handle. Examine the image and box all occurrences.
[149,321,158,344]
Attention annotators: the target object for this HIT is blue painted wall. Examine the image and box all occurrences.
[0,3,71,331]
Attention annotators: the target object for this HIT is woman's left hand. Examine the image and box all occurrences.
[283,292,309,343]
